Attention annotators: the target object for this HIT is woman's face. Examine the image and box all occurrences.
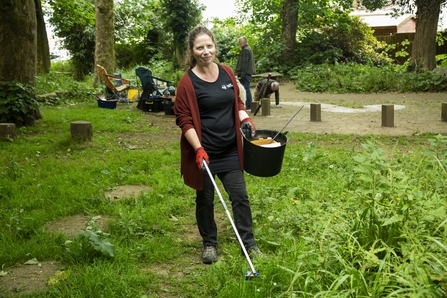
[192,33,216,67]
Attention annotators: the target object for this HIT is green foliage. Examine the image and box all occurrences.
[114,0,161,46]
[64,224,115,263]
[35,72,96,102]
[46,0,96,80]
[253,33,286,73]
[45,0,176,77]
[424,134,447,177]
[351,141,409,251]
[114,0,174,68]
[296,16,391,67]
[161,0,203,66]
[43,0,411,79]
[425,134,447,159]
[436,54,447,67]
[211,19,241,64]
[395,39,411,58]
[236,0,391,74]
[293,63,447,93]
[0,95,446,296]
[0,80,40,123]
[236,0,288,73]
[402,70,447,92]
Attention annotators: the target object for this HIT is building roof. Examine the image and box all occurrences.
[351,10,414,28]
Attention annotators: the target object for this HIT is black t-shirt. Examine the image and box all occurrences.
[189,65,240,173]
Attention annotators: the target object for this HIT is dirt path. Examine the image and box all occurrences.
[250,82,447,135]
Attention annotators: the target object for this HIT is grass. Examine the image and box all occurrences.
[1,98,447,297]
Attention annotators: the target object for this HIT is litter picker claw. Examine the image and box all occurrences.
[202,160,259,280]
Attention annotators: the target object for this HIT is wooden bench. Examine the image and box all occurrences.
[252,72,282,79]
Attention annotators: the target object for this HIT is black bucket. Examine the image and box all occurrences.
[243,129,291,177]
[163,100,175,115]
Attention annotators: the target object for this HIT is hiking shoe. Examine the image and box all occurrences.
[246,245,264,259]
[202,246,218,264]
[276,104,283,108]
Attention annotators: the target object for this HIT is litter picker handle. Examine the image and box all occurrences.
[269,105,304,143]
[201,159,257,275]
[253,102,262,116]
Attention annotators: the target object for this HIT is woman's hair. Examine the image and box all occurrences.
[184,26,218,70]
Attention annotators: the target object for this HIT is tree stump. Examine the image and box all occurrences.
[382,105,394,127]
[310,104,321,122]
[0,123,17,138]
[261,98,270,116]
[251,101,260,114]
[442,103,447,122]
[70,121,92,140]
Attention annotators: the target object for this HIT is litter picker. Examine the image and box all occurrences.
[253,73,271,116]
[268,105,304,144]
[202,160,259,280]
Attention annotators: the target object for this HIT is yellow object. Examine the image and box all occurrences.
[250,138,278,146]
[127,89,140,101]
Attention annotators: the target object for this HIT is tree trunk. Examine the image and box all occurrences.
[409,0,442,72]
[0,0,37,83]
[94,0,115,87]
[35,0,50,75]
[175,46,183,68]
[281,0,299,64]
[0,0,40,126]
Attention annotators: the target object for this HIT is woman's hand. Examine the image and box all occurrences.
[195,146,209,169]
[241,117,256,138]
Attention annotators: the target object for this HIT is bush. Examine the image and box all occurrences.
[292,63,447,93]
[0,80,40,125]
[295,16,392,67]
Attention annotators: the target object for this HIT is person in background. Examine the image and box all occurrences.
[174,26,263,265]
[254,79,282,108]
[236,36,256,110]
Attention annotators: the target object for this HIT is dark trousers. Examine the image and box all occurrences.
[241,74,253,109]
[196,170,256,249]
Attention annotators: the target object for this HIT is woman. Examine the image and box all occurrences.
[174,26,262,264]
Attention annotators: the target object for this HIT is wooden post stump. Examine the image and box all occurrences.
[261,98,270,116]
[442,103,447,122]
[381,105,394,127]
[310,104,321,122]
[251,101,260,114]
[71,121,92,140]
[0,123,17,138]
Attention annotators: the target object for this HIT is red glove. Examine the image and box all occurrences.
[241,117,256,138]
[195,146,209,169]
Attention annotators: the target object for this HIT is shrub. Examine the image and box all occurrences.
[0,80,40,125]
[292,63,447,93]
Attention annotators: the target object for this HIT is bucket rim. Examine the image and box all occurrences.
[241,128,291,144]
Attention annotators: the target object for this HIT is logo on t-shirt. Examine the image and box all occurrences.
[222,83,234,90]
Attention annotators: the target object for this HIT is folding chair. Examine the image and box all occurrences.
[96,64,131,100]
[135,66,175,98]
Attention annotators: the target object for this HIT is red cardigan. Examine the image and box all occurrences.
[174,64,246,190]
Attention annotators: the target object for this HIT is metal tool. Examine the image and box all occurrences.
[269,105,304,143]
[202,160,259,280]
